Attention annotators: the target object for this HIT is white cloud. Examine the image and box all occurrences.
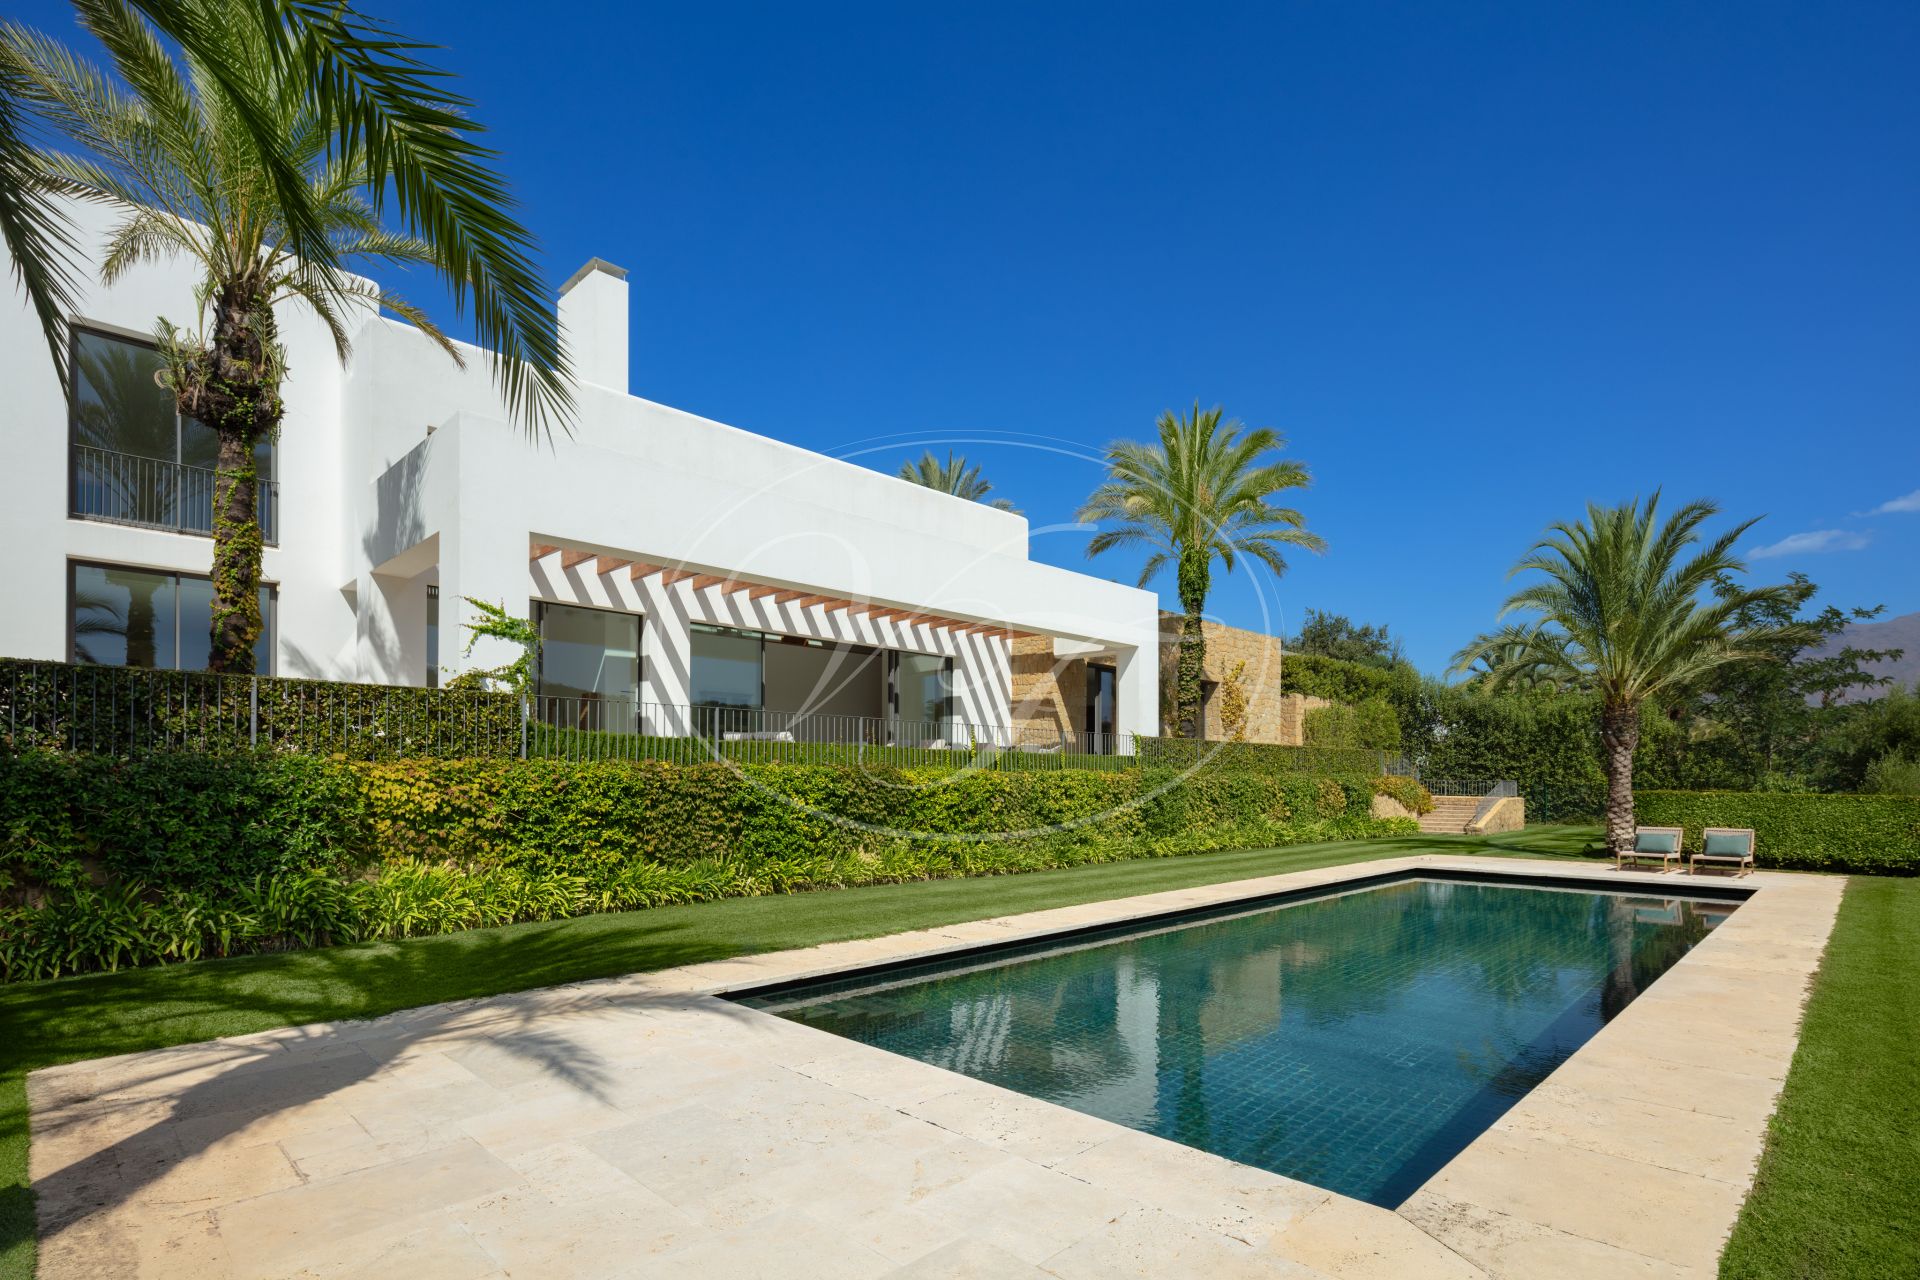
[1750,529,1872,559]
[1866,488,1920,515]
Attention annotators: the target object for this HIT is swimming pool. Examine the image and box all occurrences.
[736,871,1742,1206]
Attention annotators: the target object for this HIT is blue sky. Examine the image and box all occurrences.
[22,1,1920,672]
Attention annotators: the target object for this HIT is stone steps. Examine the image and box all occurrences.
[1417,796,1484,834]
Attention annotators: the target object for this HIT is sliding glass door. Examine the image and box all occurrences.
[535,602,640,734]
[890,652,954,747]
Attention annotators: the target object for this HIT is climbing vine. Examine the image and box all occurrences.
[1218,660,1250,741]
[448,598,541,696]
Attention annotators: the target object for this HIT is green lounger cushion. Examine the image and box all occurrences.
[1634,831,1679,854]
[1702,833,1752,857]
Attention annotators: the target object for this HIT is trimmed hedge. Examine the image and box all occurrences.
[1303,698,1402,752]
[1134,737,1392,776]
[0,658,520,759]
[1634,791,1920,874]
[1281,653,1404,704]
[0,752,1419,982]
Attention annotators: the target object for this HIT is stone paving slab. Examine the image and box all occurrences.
[28,855,1841,1278]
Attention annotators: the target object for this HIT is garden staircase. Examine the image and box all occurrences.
[1417,794,1485,834]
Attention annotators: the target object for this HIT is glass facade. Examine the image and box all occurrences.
[893,652,953,727]
[538,602,640,699]
[690,624,763,708]
[70,562,273,673]
[69,329,276,540]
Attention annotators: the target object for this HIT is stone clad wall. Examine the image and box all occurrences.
[1010,634,1088,742]
[1012,615,1326,746]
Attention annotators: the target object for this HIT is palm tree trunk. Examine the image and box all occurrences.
[1600,698,1641,853]
[1176,546,1210,738]
[209,429,263,671]
[174,279,283,674]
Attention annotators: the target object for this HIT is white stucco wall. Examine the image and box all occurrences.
[3,195,1161,739]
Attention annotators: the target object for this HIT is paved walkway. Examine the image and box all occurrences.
[28,855,1842,1278]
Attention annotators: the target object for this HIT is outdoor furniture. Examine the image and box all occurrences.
[721,730,795,743]
[1691,827,1756,877]
[1618,826,1684,873]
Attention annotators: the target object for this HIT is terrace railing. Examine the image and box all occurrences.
[527,694,1134,769]
[0,660,517,759]
[71,444,280,546]
[2,658,1419,779]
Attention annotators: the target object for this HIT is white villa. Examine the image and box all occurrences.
[1,199,1158,749]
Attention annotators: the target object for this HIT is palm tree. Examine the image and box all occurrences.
[1450,495,1805,853]
[898,450,1019,512]
[1456,633,1582,695]
[1078,403,1323,737]
[4,0,572,672]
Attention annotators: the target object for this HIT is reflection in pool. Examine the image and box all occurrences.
[738,877,1733,1206]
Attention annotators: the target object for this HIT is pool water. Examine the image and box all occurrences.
[737,876,1733,1206]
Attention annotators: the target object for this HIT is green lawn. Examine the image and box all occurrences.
[1719,875,1920,1279]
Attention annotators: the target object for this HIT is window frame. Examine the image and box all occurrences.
[67,558,277,675]
[66,323,278,541]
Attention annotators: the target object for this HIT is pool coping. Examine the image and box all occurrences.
[27,853,1844,1279]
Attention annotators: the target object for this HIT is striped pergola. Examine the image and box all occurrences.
[530,543,1035,642]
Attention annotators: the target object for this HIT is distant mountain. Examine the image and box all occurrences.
[1812,610,1920,701]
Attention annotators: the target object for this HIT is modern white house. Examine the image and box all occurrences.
[2,198,1159,749]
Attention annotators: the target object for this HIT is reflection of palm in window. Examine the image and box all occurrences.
[72,331,274,533]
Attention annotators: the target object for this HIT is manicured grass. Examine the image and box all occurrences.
[1719,876,1920,1279]
[0,825,1605,1279]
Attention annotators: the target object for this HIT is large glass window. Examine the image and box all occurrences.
[690,624,763,709]
[536,602,640,731]
[71,562,274,673]
[892,652,954,739]
[69,329,276,540]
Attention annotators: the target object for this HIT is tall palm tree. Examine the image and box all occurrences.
[898,450,1019,512]
[4,0,572,671]
[1078,403,1323,737]
[1450,495,1804,853]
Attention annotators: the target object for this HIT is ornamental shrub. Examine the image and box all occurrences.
[0,751,1429,982]
[1633,790,1920,874]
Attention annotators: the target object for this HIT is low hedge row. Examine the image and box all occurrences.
[1634,790,1920,874]
[0,752,1425,982]
[1133,737,1394,776]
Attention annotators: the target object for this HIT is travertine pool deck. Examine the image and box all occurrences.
[29,854,1842,1279]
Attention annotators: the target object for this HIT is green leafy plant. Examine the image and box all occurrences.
[448,598,540,696]
[0,750,1421,983]
[1303,698,1402,751]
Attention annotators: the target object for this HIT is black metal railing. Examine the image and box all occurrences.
[71,444,280,545]
[0,660,517,759]
[3,658,1426,780]
[526,695,1134,769]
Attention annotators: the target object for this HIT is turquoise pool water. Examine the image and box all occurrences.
[737,874,1735,1206]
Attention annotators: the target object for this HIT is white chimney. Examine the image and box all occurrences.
[558,258,630,393]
